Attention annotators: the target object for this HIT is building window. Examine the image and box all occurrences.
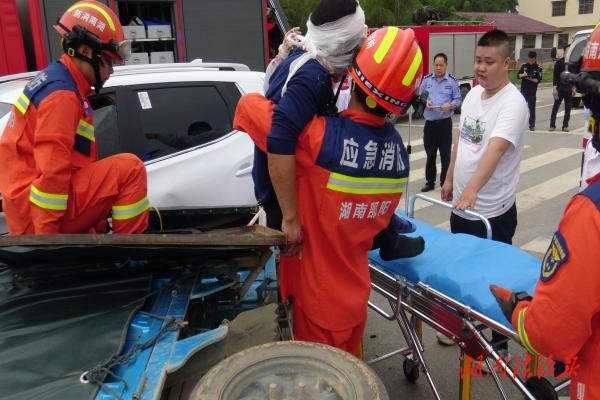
[542,33,554,48]
[579,0,594,14]
[523,34,537,49]
[552,1,566,16]
[558,33,569,49]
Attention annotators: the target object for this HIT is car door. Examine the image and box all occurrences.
[123,82,256,209]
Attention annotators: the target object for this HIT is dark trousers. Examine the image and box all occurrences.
[550,88,573,128]
[450,202,518,351]
[423,117,452,186]
[521,90,536,128]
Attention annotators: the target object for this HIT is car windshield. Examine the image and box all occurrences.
[0,102,12,119]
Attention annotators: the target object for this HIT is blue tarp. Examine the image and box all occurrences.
[369,215,543,327]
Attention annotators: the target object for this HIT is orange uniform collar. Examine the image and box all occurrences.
[340,108,386,127]
[60,54,92,96]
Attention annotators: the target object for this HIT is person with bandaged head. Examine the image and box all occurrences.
[490,23,600,399]
[256,0,424,262]
[236,26,423,355]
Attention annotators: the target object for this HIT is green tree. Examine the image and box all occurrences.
[279,0,318,29]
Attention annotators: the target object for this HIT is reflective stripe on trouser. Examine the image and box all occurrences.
[29,185,68,211]
[112,197,149,220]
[58,153,149,234]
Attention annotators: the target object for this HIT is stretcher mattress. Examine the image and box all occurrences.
[368,214,541,327]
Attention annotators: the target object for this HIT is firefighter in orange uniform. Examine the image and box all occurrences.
[0,1,149,235]
[235,27,423,354]
[490,23,600,400]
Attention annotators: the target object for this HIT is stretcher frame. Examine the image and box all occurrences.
[367,194,570,399]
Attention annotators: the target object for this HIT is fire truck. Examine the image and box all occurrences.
[0,0,288,74]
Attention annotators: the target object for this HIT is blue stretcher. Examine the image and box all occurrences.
[367,194,569,400]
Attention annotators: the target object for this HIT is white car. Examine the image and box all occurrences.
[0,62,264,234]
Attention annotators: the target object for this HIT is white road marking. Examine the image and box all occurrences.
[557,108,584,118]
[521,236,553,254]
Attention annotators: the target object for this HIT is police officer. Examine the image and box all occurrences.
[549,43,575,132]
[490,24,600,399]
[518,50,543,131]
[419,53,462,192]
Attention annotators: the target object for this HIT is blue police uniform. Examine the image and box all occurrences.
[418,72,461,190]
[518,62,542,129]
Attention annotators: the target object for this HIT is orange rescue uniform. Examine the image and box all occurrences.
[512,181,600,400]
[0,55,148,234]
[235,93,409,354]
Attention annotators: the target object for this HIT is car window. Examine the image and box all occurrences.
[0,102,12,119]
[89,93,122,159]
[133,85,233,160]
[94,105,120,159]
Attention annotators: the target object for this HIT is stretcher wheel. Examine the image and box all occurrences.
[190,341,389,399]
[403,358,420,383]
[524,377,558,400]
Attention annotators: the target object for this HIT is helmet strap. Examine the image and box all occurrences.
[59,23,108,92]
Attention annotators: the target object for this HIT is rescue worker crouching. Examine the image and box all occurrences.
[0,1,149,234]
[234,27,423,354]
[490,23,600,400]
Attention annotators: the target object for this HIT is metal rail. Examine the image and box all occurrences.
[408,193,493,239]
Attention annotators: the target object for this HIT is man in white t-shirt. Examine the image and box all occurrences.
[442,29,527,244]
[440,29,527,355]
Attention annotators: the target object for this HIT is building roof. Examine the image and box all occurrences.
[456,12,562,34]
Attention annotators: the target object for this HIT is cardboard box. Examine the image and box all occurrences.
[147,25,172,39]
[150,51,174,64]
[123,25,146,40]
[126,52,149,65]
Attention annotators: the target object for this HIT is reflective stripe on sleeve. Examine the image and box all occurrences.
[76,119,95,142]
[326,172,407,194]
[112,197,150,220]
[14,93,30,115]
[29,185,68,211]
[517,308,540,357]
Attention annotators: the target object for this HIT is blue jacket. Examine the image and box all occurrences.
[252,49,332,204]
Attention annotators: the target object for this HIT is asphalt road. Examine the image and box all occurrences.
[364,84,582,399]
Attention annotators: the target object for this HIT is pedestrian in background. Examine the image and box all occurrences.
[518,51,542,131]
[419,53,462,192]
[549,43,575,132]
[441,29,528,355]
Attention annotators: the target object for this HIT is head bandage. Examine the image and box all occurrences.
[281,3,365,96]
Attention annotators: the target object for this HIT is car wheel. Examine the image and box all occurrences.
[190,341,389,400]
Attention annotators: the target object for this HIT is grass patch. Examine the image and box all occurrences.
[509,68,553,86]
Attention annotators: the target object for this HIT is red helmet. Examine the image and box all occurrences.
[54,1,130,63]
[582,23,600,72]
[349,27,423,115]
